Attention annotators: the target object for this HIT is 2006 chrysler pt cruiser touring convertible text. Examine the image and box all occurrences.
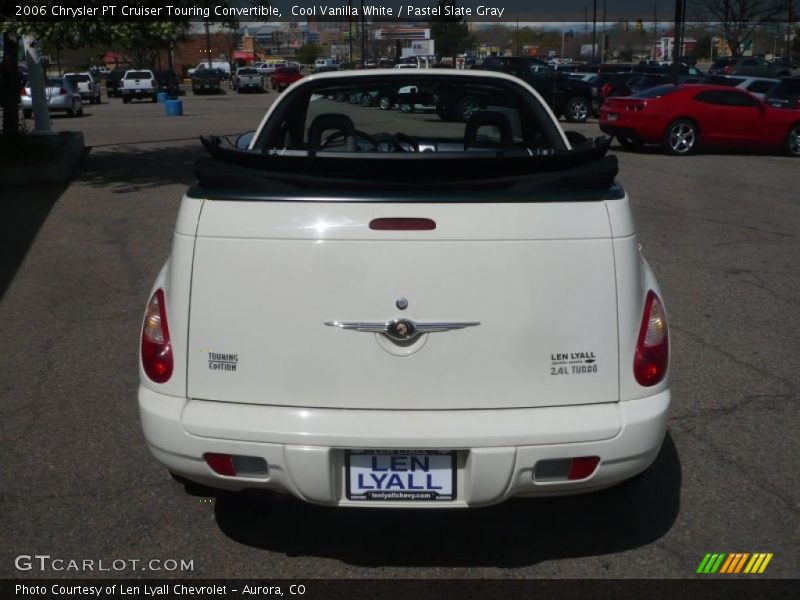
[138,70,670,507]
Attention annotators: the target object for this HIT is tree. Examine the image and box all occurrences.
[430,1,473,65]
[694,0,784,56]
[296,44,322,66]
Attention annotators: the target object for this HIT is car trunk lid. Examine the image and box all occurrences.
[186,199,619,410]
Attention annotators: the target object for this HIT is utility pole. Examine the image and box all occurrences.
[348,0,353,64]
[204,19,212,68]
[672,0,684,82]
[591,0,598,63]
[653,4,658,60]
[602,0,606,63]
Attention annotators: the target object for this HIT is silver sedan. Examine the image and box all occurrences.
[21,76,84,119]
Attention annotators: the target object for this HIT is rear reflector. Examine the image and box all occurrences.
[534,456,600,481]
[204,453,236,477]
[204,453,269,478]
[567,456,600,480]
[370,218,436,231]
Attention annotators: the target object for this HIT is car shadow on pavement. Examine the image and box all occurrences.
[0,182,68,300]
[208,432,680,567]
[77,143,204,192]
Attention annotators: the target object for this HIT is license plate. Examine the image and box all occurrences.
[607,113,619,121]
[346,450,456,502]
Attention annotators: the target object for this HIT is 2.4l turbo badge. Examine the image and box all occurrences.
[550,350,598,376]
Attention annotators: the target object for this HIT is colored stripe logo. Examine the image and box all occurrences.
[696,553,773,574]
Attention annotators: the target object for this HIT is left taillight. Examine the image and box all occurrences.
[141,289,173,383]
[634,290,669,387]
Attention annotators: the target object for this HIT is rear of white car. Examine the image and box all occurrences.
[120,69,157,103]
[138,71,670,507]
[64,72,101,104]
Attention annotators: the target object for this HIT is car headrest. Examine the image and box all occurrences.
[307,113,357,155]
[464,111,514,149]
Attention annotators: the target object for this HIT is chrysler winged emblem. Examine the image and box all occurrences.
[324,318,480,343]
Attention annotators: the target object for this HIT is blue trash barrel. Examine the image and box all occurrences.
[165,99,183,117]
[156,92,169,104]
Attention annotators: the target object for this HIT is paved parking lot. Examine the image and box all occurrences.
[1,89,798,579]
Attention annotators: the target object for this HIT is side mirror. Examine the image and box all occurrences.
[235,131,256,149]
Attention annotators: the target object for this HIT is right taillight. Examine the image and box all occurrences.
[600,83,613,97]
[634,290,669,386]
[141,289,173,383]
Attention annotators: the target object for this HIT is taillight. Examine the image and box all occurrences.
[141,289,173,383]
[723,66,733,74]
[634,291,669,386]
[600,83,613,97]
[20,88,28,96]
[151,79,156,87]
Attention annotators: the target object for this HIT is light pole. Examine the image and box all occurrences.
[591,0,598,63]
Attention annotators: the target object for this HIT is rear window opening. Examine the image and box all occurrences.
[195,73,620,197]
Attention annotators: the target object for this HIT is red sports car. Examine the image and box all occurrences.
[599,84,800,156]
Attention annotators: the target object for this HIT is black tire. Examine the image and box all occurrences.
[23,109,32,119]
[151,94,158,103]
[786,123,800,157]
[617,135,643,150]
[456,95,481,121]
[68,103,77,118]
[564,96,590,123]
[663,119,698,155]
[378,95,393,110]
[122,97,130,104]
[359,93,373,107]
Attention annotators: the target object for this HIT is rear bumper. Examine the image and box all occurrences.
[139,386,669,507]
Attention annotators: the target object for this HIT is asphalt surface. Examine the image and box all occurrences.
[1,87,798,580]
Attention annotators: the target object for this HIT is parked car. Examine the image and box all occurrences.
[234,67,265,93]
[700,75,779,99]
[105,68,126,98]
[599,84,800,156]
[764,76,800,110]
[708,57,737,75]
[188,60,231,79]
[154,70,181,97]
[120,69,157,103]
[270,66,303,91]
[64,72,101,104]
[712,56,790,78]
[20,76,83,118]
[191,68,223,94]
[138,69,671,506]
[476,55,594,122]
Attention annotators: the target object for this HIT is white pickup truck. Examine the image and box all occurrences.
[63,72,101,104]
[138,70,670,508]
[120,69,157,103]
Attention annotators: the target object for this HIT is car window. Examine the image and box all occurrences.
[238,68,258,75]
[631,85,679,99]
[721,91,760,107]
[766,79,800,98]
[702,76,744,86]
[125,71,152,79]
[65,74,91,82]
[747,80,776,94]
[258,76,562,155]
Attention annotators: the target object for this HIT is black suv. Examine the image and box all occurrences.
[471,56,594,122]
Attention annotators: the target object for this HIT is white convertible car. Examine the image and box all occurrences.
[139,70,670,507]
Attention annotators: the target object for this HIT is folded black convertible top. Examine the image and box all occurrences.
[190,135,620,200]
